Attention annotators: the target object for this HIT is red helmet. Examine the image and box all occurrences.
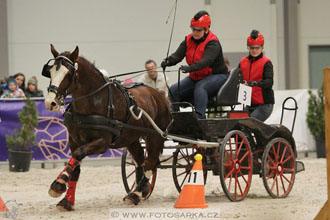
[190,13,211,29]
[247,30,264,46]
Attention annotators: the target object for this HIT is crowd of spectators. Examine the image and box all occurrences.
[0,72,43,98]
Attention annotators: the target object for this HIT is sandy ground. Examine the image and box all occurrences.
[0,157,327,220]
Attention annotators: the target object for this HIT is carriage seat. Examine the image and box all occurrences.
[214,67,243,107]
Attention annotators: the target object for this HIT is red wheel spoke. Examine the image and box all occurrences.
[276,141,281,161]
[225,149,235,162]
[265,166,276,170]
[236,136,244,158]
[281,173,293,184]
[239,170,248,184]
[280,174,287,194]
[271,145,278,163]
[239,151,250,163]
[228,172,233,192]
[280,145,288,163]
[275,174,279,196]
[282,155,293,164]
[235,172,238,200]
[224,167,235,180]
[237,176,243,195]
[240,166,251,170]
[266,170,275,181]
[267,153,276,166]
[229,138,233,158]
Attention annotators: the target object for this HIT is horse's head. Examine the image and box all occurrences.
[43,44,79,111]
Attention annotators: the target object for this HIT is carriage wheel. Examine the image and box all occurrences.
[121,148,157,199]
[261,138,296,198]
[172,147,207,193]
[219,130,253,202]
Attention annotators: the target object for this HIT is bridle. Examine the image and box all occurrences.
[42,55,78,105]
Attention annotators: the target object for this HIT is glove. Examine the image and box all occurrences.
[180,65,191,73]
[248,81,259,87]
[161,59,170,71]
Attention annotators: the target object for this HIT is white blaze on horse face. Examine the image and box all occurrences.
[45,64,69,112]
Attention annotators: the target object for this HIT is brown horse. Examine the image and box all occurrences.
[43,44,171,210]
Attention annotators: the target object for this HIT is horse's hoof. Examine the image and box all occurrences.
[56,198,74,211]
[123,193,140,205]
[48,188,62,198]
[141,182,151,198]
[49,180,66,198]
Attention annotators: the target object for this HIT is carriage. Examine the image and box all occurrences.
[121,67,305,202]
[42,45,304,210]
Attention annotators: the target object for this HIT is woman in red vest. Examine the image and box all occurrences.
[161,10,229,119]
[239,29,274,122]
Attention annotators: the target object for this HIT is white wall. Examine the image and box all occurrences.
[6,0,330,94]
[298,0,330,88]
[7,0,207,93]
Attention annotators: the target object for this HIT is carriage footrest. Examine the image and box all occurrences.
[296,161,305,173]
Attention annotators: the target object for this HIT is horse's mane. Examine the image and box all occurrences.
[61,51,104,77]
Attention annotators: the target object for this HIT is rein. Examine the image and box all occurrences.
[64,81,111,105]
[108,68,178,79]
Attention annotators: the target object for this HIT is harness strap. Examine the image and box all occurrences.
[63,111,159,136]
[63,112,121,136]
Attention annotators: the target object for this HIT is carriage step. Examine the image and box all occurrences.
[295,161,305,173]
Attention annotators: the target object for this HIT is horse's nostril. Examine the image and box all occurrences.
[51,102,57,107]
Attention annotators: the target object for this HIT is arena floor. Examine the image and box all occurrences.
[0,155,327,220]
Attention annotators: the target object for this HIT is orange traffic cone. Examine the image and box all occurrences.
[174,154,208,209]
[0,196,8,212]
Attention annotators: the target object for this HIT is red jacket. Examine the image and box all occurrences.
[240,55,271,104]
[185,32,218,81]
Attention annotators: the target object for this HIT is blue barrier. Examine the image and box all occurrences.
[0,98,122,161]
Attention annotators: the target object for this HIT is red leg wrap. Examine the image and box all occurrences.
[56,157,80,182]
[65,180,77,206]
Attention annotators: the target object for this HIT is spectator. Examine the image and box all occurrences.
[238,29,274,122]
[138,59,168,96]
[0,76,8,97]
[25,76,44,97]
[0,78,25,98]
[14,72,26,93]
[161,10,229,119]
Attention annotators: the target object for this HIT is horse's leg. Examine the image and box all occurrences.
[56,165,81,211]
[123,136,164,205]
[71,138,109,161]
[123,140,150,205]
[48,157,80,198]
[49,138,109,209]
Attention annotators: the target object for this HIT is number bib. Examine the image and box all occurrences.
[238,83,252,106]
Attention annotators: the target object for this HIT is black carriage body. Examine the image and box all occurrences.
[168,111,297,156]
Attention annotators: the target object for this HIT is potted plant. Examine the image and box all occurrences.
[6,96,38,171]
[306,85,325,158]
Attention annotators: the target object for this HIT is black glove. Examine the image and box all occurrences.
[161,59,170,71]
[248,81,259,87]
[180,65,191,73]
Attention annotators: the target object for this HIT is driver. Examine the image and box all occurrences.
[161,10,229,119]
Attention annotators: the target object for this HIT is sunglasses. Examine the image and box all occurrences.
[248,45,262,50]
[191,27,204,32]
